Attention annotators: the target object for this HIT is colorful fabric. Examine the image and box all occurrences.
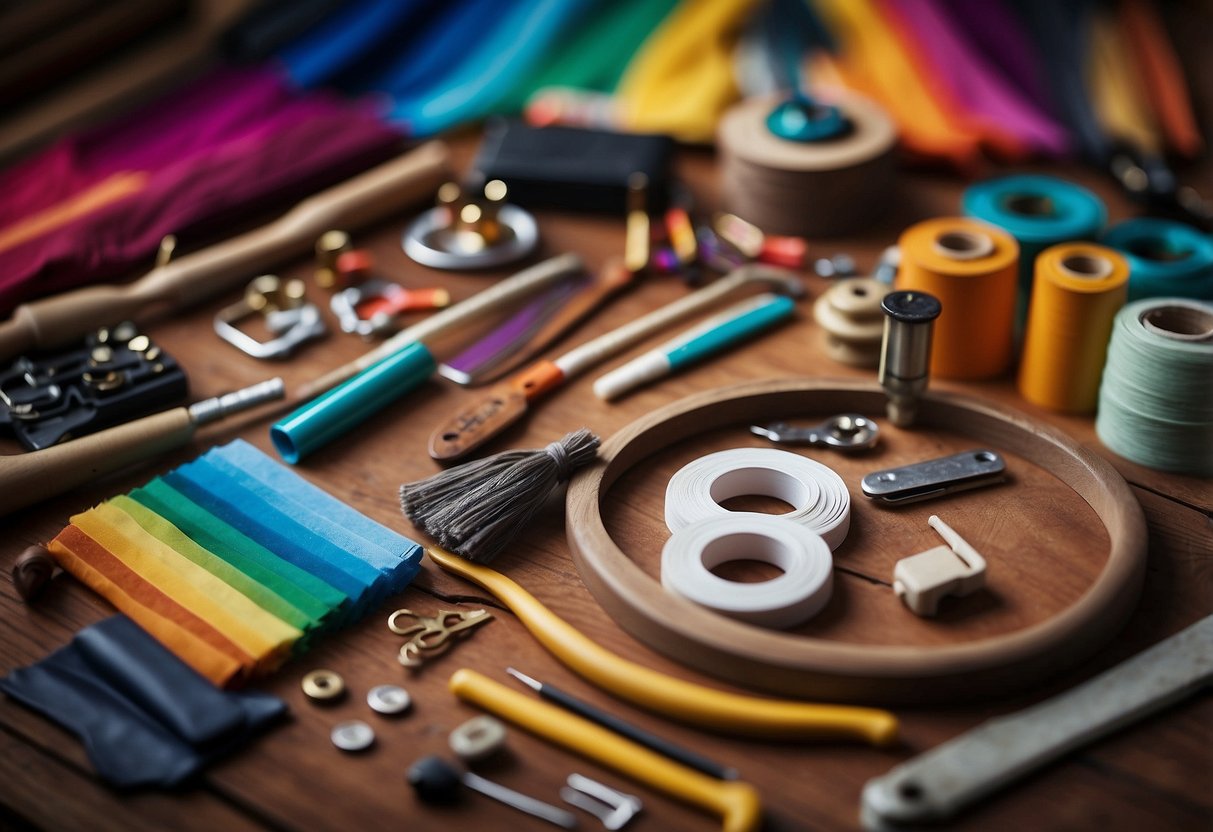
[46,440,423,686]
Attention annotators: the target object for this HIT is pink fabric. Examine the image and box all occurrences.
[881,0,1070,158]
[0,68,293,230]
[0,67,401,313]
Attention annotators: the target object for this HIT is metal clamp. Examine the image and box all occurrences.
[330,279,450,339]
[862,450,1006,505]
[751,413,880,451]
[214,276,327,360]
[560,773,643,830]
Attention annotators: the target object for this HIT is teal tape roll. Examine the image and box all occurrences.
[962,175,1106,324]
[1102,219,1213,302]
[271,341,437,463]
[1096,298,1213,477]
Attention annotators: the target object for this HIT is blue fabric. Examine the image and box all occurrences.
[161,468,378,611]
[379,0,592,135]
[278,0,434,89]
[196,449,422,594]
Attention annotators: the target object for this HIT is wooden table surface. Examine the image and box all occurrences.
[1,132,1210,832]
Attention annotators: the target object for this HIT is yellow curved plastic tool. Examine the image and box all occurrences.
[451,668,763,832]
[427,547,898,745]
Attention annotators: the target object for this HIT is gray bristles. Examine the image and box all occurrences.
[400,429,600,563]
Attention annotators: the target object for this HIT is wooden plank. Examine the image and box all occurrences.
[0,724,263,832]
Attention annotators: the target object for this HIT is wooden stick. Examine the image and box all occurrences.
[0,141,451,362]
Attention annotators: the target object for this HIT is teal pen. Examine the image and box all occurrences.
[593,293,795,400]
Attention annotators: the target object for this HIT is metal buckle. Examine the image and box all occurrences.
[214,276,327,360]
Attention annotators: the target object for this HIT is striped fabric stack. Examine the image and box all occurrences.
[47,440,422,687]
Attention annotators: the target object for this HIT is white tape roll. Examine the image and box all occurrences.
[664,448,851,550]
[661,514,834,628]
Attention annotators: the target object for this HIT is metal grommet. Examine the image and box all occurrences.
[331,720,375,752]
[449,715,507,762]
[402,204,539,270]
[302,669,346,702]
[367,684,412,715]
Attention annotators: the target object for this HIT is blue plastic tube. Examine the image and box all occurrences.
[963,174,1106,324]
[1102,218,1213,301]
[271,340,437,463]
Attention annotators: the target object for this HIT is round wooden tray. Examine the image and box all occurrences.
[566,379,1148,704]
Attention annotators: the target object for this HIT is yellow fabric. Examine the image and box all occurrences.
[1088,10,1160,154]
[47,535,245,686]
[0,171,147,255]
[812,0,982,169]
[615,0,760,142]
[73,503,302,669]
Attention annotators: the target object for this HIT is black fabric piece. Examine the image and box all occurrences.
[0,616,286,789]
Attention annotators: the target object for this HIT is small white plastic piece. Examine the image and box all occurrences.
[593,352,670,401]
[892,515,987,616]
[449,714,508,761]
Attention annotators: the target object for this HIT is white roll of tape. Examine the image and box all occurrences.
[664,448,851,550]
[661,514,834,628]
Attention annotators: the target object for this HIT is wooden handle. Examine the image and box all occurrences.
[466,258,638,384]
[0,408,194,516]
[0,142,451,359]
[427,360,565,461]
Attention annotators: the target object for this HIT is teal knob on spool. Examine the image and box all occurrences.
[962,175,1106,327]
[1102,218,1213,302]
[271,341,437,463]
[766,95,847,143]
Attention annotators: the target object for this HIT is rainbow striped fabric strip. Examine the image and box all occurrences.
[47,440,422,685]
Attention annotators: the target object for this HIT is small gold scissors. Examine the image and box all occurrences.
[387,608,493,667]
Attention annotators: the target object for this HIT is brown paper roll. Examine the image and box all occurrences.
[717,92,897,237]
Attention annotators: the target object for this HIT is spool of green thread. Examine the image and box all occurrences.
[1096,298,1213,477]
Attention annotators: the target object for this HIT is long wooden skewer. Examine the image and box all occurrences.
[0,142,451,362]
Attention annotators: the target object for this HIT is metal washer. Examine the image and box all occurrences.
[301,669,346,702]
[331,720,375,752]
[367,684,412,715]
[402,204,539,270]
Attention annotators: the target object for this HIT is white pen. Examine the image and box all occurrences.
[593,292,796,400]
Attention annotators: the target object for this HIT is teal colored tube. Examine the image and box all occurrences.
[1102,218,1213,302]
[271,341,437,463]
[962,174,1106,326]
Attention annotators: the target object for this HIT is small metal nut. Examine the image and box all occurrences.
[302,669,346,702]
[449,715,507,762]
[814,254,858,279]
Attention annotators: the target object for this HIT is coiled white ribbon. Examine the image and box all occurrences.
[661,514,833,628]
[664,448,851,550]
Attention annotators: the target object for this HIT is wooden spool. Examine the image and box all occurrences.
[566,379,1148,704]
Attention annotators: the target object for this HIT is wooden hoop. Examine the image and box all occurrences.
[566,379,1147,704]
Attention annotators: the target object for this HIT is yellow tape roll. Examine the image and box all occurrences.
[1019,243,1129,413]
[896,218,1019,379]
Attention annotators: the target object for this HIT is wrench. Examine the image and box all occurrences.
[861,614,1213,829]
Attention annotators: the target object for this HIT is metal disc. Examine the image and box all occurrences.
[367,684,412,715]
[331,720,375,752]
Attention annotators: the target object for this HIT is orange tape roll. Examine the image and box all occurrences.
[1018,243,1129,413]
[896,218,1019,379]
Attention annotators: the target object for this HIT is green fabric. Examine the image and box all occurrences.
[494,0,680,113]
[111,496,317,636]
[129,480,347,625]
